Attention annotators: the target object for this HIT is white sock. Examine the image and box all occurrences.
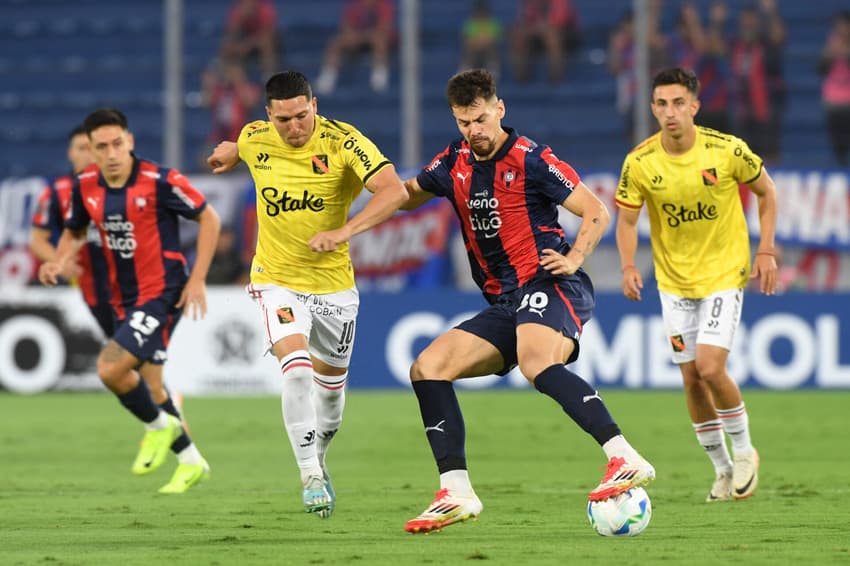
[280,350,322,481]
[176,443,203,465]
[717,403,754,457]
[144,410,169,431]
[693,419,733,474]
[440,469,474,495]
[601,434,641,461]
[311,371,346,469]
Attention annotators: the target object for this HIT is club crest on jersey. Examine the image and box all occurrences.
[135,197,147,210]
[276,307,295,324]
[701,168,718,186]
[670,334,686,353]
[311,154,329,174]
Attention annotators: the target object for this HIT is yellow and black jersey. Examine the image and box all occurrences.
[238,115,392,293]
[616,127,764,297]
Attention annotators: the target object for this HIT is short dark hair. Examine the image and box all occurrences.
[446,68,497,108]
[68,124,86,141]
[265,71,312,104]
[652,67,700,97]
[83,108,128,135]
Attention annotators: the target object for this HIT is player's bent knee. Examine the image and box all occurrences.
[410,354,453,382]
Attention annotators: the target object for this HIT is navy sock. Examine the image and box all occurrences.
[159,397,191,453]
[116,378,160,424]
[533,364,621,446]
[412,380,467,473]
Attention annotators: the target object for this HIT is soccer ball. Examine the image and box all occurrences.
[587,487,652,537]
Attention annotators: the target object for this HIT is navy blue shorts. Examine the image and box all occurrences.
[457,272,595,375]
[112,298,182,365]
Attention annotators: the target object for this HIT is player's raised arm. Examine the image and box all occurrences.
[207,140,241,174]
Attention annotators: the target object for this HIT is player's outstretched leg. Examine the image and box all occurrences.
[404,488,483,534]
[530,364,656,501]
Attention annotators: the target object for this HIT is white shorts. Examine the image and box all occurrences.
[246,283,359,368]
[659,288,743,364]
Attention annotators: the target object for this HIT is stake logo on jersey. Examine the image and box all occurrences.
[260,187,325,216]
[65,157,207,318]
[237,115,392,294]
[616,127,764,297]
[416,128,580,298]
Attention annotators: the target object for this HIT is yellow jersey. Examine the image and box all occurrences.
[238,115,392,293]
[616,127,764,297]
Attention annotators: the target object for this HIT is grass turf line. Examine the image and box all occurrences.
[1,390,849,565]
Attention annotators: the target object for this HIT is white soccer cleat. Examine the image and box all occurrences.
[303,475,333,518]
[589,456,656,502]
[705,470,733,502]
[732,449,759,500]
[404,488,483,534]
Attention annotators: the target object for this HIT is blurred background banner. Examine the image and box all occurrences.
[3,169,850,288]
[2,287,847,394]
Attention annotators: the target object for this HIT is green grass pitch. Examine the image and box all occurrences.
[2,390,849,565]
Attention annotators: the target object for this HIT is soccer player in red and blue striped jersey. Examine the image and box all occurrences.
[39,108,221,494]
[401,69,655,534]
[30,125,113,337]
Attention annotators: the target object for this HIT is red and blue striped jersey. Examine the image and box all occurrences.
[417,128,581,298]
[65,157,207,319]
[31,172,111,309]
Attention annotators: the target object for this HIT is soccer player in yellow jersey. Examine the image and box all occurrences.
[616,68,778,503]
[207,71,408,518]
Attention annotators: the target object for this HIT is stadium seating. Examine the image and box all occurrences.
[0,0,845,179]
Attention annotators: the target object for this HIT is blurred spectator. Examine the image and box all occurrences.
[510,0,580,83]
[730,0,785,164]
[206,226,246,285]
[219,0,279,78]
[315,0,396,94]
[199,58,261,165]
[671,1,730,132]
[607,1,670,143]
[459,0,503,78]
[817,11,850,166]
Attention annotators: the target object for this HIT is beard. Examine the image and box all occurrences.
[469,137,496,158]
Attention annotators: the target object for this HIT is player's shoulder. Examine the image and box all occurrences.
[51,173,76,194]
[435,136,470,167]
[316,115,355,141]
[625,132,661,164]
[239,120,274,144]
[696,126,739,152]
